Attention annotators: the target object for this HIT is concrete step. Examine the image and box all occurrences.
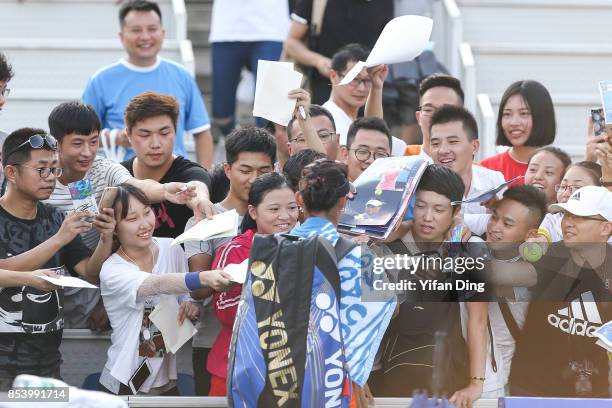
[459,0,612,45]
[187,1,212,32]
[188,28,211,48]
[2,89,81,133]
[472,42,612,96]
[194,46,212,77]
[2,38,185,91]
[0,0,178,40]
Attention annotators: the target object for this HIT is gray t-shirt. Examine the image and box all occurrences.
[184,203,244,348]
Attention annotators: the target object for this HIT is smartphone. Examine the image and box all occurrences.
[591,107,606,138]
[128,358,152,395]
[598,81,612,130]
[98,186,119,210]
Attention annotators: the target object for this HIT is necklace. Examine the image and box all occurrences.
[119,241,157,271]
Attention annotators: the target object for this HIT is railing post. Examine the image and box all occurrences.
[477,93,496,161]
[172,0,187,42]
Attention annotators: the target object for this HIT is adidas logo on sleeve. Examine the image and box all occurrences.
[547,291,602,337]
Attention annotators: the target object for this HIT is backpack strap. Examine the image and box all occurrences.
[498,301,521,341]
[334,236,358,262]
[487,318,498,373]
[385,239,410,255]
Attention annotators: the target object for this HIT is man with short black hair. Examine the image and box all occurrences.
[480,184,548,396]
[341,117,392,182]
[322,44,406,157]
[83,0,214,168]
[286,104,339,159]
[429,105,506,214]
[406,74,465,158]
[0,128,116,389]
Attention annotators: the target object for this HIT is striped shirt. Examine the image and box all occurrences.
[44,156,132,249]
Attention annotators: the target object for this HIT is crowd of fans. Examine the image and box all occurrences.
[0,0,611,406]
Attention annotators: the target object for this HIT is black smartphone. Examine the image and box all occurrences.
[128,358,151,395]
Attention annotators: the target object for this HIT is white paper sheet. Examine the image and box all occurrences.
[223,259,249,284]
[339,15,433,86]
[148,295,197,355]
[171,209,239,246]
[39,275,98,289]
[252,60,303,126]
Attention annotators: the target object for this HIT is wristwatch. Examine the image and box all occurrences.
[600,178,612,187]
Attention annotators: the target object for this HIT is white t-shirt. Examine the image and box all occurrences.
[44,156,132,328]
[462,165,506,215]
[99,238,188,394]
[322,99,407,156]
[209,0,290,43]
[184,203,244,348]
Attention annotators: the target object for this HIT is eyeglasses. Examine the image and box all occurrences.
[0,87,9,97]
[338,74,372,88]
[418,106,438,117]
[563,212,606,222]
[317,130,337,144]
[291,130,337,145]
[5,134,58,163]
[19,165,63,179]
[349,148,390,162]
[555,184,584,194]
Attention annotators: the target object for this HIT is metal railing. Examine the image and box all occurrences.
[172,0,187,41]
[440,0,463,77]
[476,93,497,160]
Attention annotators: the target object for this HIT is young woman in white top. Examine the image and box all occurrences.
[99,184,233,395]
[539,161,603,242]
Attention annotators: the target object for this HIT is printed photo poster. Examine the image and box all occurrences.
[139,297,167,358]
[341,156,428,229]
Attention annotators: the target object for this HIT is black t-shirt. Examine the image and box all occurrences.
[292,0,393,104]
[510,243,612,397]
[371,239,489,396]
[0,203,91,377]
[122,156,212,239]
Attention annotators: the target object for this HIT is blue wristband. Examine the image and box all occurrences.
[185,272,203,291]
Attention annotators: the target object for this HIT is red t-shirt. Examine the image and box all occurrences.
[480,151,527,186]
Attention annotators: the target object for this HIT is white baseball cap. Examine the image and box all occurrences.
[549,186,612,221]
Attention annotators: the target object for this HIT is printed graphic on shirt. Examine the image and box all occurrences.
[0,267,66,334]
[139,298,167,358]
[547,291,603,337]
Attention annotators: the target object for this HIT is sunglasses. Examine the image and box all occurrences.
[5,134,58,163]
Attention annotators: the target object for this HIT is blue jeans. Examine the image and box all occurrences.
[211,41,283,133]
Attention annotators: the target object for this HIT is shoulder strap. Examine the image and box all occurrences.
[498,301,521,341]
[334,236,358,261]
[386,239,410,255]
[311,0,328,36]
